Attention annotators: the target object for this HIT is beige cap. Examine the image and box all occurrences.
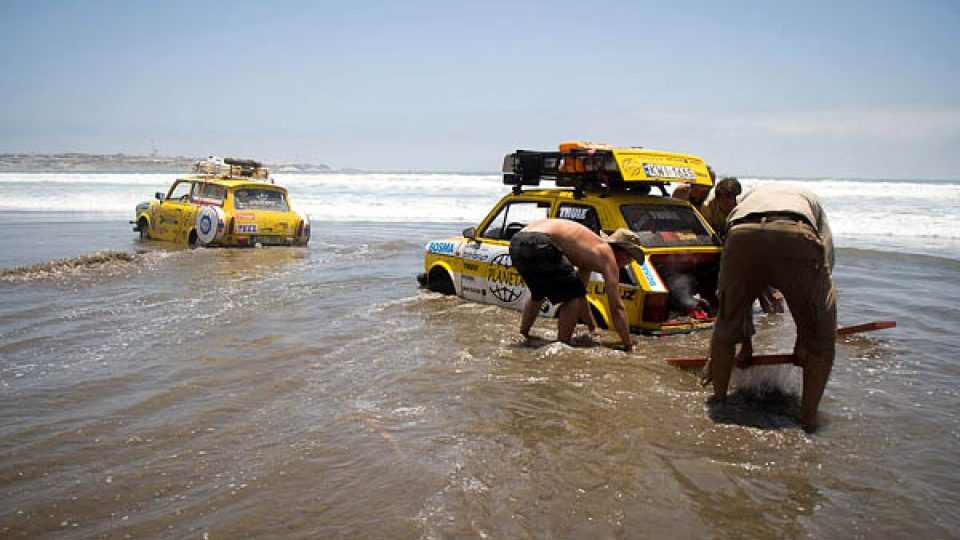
[603,229,646,264]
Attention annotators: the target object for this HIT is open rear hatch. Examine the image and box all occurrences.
[642,252,721,327]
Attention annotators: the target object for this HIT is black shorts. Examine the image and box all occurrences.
[509,231,587,304]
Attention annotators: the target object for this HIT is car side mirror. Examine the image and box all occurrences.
[155,192,163,200]
[462,226,477,240]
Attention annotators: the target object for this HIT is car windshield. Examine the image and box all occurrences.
[232,188,289,211]
[620,203,719,247]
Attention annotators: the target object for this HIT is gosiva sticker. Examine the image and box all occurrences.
[428,241,457,255]
[638,259,667,292]
[486,253,525,304]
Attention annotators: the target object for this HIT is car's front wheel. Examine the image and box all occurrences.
[427,267,455,295]
[137,217,149,240]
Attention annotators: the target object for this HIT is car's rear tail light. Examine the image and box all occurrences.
[642,292,669,323]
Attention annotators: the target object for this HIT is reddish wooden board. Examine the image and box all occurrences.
[666,354,796,368]
[665,320,897,368]
[835,320,896,335]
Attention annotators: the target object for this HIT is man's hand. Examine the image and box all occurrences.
[758,287,785,314]
[735,339,754,368]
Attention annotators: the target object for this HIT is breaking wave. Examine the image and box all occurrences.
[1,173,957,248]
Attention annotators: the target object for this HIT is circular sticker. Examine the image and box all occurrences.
[486,253,524,304]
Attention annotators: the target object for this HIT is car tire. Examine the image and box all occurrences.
[138,217,149,240]
[428,267,455,295]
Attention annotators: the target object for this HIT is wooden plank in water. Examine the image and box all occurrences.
[665,320,897,369]
[666,354,796,368]
[835,320,896,336]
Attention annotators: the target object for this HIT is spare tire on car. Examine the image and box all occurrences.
[196,206,226,246]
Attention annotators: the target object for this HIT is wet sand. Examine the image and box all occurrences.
[0,219,958,539]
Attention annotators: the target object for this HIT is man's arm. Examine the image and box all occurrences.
[818,210,834,271]
[602,267,633,351]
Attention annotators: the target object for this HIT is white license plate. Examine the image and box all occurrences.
[237,224,258,234]
[251,235,286,246]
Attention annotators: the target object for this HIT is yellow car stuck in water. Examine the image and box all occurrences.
[133,157,311,247]
[418,143,723,334]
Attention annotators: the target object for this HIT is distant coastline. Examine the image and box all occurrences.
[0,153,333,173]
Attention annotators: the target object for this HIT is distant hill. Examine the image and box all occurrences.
[0,153,333,173]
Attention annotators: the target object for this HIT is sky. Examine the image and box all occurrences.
[1,0,958,178]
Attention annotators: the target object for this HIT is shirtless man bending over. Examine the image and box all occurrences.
[508,219,646,352]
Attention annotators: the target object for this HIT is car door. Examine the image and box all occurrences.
[461,198,551,308]
[179,182,208,241]
[154,180,194,241]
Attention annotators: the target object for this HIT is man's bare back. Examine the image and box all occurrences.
[522,219,615,275]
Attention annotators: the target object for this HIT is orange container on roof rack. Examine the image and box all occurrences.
[558,141,614,152]
[558,142,616,174]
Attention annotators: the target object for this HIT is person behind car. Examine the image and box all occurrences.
[707,183,836,432]
[509,219,646,352]
[699,177,742,240]
[672,182,711,208]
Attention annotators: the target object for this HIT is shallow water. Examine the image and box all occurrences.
[1,215,957,539]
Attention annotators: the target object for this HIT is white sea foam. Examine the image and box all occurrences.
[736,178,960,258]
[1,172,957,257]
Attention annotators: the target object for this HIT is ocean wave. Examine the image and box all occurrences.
[836,246,960,268]
[0,173,172,185]
[1,173,958,246]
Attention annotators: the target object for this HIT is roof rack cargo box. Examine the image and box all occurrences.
[502,143,714,190]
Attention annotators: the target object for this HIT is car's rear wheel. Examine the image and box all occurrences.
[427,267,455,295]
[188,230,198,247]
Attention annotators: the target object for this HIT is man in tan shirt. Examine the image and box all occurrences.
[509,219,646,351]
[709,183,836,431]
[701,177,785,313]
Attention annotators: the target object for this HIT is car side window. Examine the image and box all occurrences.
[168,181,193,201]
[233,188,289,211]
[620,203,718,247]
[556,203,600,233]
[192,183,226,206]
[480,200,551,241]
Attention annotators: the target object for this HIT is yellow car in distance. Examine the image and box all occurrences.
[133,157,311,247]
[418,143,723,334]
